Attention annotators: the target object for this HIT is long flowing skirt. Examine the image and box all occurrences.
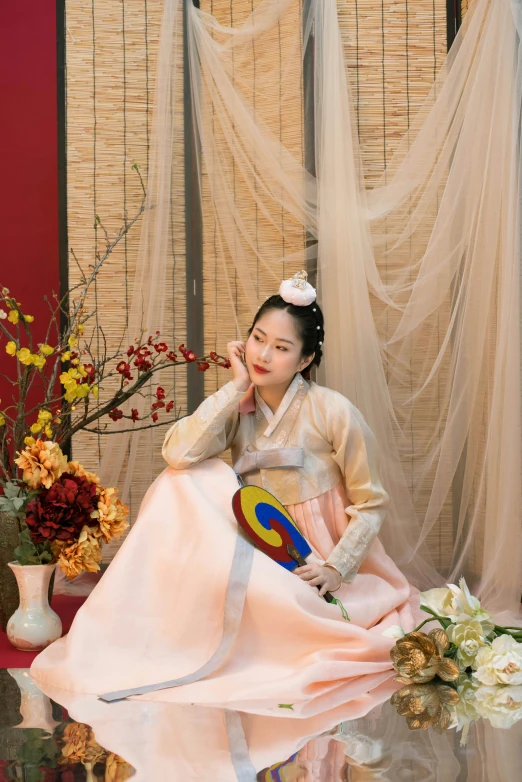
[30,458,419,715]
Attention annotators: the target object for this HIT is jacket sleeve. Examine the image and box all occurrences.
[324,396,389,583]
[162,380,245,469]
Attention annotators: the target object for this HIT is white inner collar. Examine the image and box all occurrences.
[254,373,303,438]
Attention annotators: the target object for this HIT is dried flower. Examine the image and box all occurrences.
[91,486,129,544]
[26,473,98,543]
[0,308,6,320]
[391,681,460,732]
[390,630,460,684]
[14,439,68,489]
[66,460,100,485]
[54,526,103,579]
[59,721,105,765]
[105,752,135,781]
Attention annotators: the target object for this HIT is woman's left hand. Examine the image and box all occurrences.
[294,563,341,596]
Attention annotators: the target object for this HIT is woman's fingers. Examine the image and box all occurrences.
[294,565,313,575]
[307,576,326,588]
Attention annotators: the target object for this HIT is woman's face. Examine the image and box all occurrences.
[244,309,314,388]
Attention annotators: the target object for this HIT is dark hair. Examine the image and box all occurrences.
[247,295,324,378]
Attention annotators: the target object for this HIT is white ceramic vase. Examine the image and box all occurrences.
[6,562,62,651]
[7,668,61,732]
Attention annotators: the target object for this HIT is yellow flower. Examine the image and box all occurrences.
[0,413,5,427]
[5,341,16,356]
[16,348,33,365]
[68,335,78,348]
[31,353,46,369]
[60,351,72,362]
[14,439,67,489]
[71,358,80,365]
[23,314,34,323]
[92,384,99,399]
[77,324,85,335]
[44,425,53,438]
[30,423,43,434]
[7,310,19,324]
[39,344,54,356]
[24,436,35,446]
[37,410,53,423]
[75,383,90,399]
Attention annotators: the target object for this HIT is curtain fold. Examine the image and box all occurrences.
[78,0,520,618]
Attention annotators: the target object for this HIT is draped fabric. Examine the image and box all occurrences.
[90,0,521,618]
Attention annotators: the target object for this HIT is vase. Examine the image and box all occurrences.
[7,668,61,732]
[0,511,22,631]
[6,562,62,651]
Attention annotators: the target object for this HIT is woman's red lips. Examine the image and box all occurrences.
[253,364,270,374]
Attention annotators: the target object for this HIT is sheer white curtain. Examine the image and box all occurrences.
[81,0,520,618]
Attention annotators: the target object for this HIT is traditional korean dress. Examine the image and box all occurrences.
[30,374,419,714]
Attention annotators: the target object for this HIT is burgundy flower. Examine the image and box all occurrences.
[179,344,197,362]
[151,412,159,423]
[147,335,154,346]
[109,408,123,421]
[197,362,210,372]
[25,473,98,544]
[167,351,178,362]
[219,359,231,369]
[151,400,165,410]
[127,345,134,357]
[116,361,132,380]
[131,408,140,422]
[134,356,152,372]
[155,386,166,400]
[209,351,219,362]
[154,342,168,353]
[166,400,174,413]
[83,363,96,383]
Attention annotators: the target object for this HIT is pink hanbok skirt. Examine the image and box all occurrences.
[30,458,419,716]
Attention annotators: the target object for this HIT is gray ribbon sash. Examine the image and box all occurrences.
[233,446,304,475]
[98,531,254,703]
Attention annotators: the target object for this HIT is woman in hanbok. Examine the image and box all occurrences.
[31,271,419,715]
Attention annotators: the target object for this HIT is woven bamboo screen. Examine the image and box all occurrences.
[66,0,452,568]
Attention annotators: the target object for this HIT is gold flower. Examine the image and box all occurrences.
[55,527,103,580]
[391,681,460,732]
[14,439,67,489]
[16,347,33,365]
[390,629,460,684]
[91,485,130,544]
[5,341,16,356]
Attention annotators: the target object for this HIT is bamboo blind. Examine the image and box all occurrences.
[66,0,455,570]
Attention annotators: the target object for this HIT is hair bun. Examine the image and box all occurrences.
[279,270,316,307]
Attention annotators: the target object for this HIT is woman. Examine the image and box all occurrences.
[31,271,419,715]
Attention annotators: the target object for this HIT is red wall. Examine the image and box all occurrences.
[0,1,60,395]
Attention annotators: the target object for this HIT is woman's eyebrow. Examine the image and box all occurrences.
[254,327,295,345]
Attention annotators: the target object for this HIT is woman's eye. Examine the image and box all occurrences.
[277,346,287,351]
[254,335,262,342]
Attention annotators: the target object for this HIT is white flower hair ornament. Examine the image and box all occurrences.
[279,270,317,307]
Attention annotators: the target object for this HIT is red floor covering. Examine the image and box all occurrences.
[0,596,86,668]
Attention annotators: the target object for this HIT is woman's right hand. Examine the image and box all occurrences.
[227,340,251,392]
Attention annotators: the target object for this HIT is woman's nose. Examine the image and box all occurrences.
[259,345,271,361]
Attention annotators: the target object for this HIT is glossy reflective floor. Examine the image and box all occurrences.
[1,667,521,781]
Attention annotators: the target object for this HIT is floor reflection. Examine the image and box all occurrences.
[1,668,521,781]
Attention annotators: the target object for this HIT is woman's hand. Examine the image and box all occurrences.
[227,340,251,392]
[294,563,342,596]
